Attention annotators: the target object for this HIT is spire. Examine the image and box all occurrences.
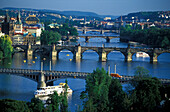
[121,15,123,22]
[5,10,10,23]
[17,10,21,24]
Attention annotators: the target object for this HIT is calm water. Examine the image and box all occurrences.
[0,34,170,111]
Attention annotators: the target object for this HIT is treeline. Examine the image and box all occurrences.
[46,23,78,36]
[120,26,170,48]
[80,67,170,112]
[0,35,13,59]
[0,80,69,112]
[40,30,61,45]
[41,23,78,45]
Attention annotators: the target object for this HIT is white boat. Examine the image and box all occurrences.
[136,52,149,58]
[34,83,73,98]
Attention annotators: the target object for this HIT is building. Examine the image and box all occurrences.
[25,14,40,25]
[23,32,36,45]
[14,11,23,33]
[1,11,15,36]
[104,17,111,21]
[12,34,24,45]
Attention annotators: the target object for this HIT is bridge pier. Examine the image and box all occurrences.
[99,51,107,62]
[100,29,104,34]
[27,43,33,58]
[106,37,110,43]
[37,72,46,89]
[74,46,82,61]
[85,36,89,42]
[51,44,57,60]
[125,52,132,62]
[83,29,86,34]
[150,53,158,63]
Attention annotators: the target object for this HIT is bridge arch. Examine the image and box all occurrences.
[13,46,27,52]
[106,50,125,60]
[157,52,170,62]
[57,49,74,59]
[81,49,99,60]
[131,51,150,62]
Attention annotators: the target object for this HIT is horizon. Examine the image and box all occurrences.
[1,6,170,17]
[0,0,170,16]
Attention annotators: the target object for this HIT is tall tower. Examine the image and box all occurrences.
[15,10,22,33]
[17,10,21,24]
[2,10,10,35]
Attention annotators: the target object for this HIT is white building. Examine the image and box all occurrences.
[0,31,5,37]
[26,27,41,37]
[104,17,111,21]
[13,34,24,45]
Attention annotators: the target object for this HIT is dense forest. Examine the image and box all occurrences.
[120,25,170,48]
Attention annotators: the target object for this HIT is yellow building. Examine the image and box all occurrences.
[25,14,39,25]
[23,32,36,45]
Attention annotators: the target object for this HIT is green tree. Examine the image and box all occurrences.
[27,98,44,112]
[0,35,13,58]
[0,99,30,112]
[108,79,131,112]
[40,30,61,45]
[131,66,151,88]
[60,79,68,112]
[130,67,162,112]
[161,36,169,48]
[131,78,162,112]
[46,91,60,112]
[0,51,3,59]
[81,68,112,112]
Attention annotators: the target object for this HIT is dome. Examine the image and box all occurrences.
[25,15,39,24]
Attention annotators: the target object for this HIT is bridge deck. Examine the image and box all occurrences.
[0,68,170,84]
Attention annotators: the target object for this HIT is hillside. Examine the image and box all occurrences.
[2,7,118,19]
[117,11,170,22]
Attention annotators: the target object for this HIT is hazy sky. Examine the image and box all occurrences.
[0,0,170,15]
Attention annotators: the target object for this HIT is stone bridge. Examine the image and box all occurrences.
[13,44,170,62]
[78,35,119,42]
[77,27,119,34]
[0,68,170,89]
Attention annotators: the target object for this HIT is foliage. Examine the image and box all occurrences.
[46,91,60,112]
[0,35,13,58]
[81,68,112,112]
[129,67,162,112]
[131,78,162,112]
[50,23,78,36]
[120,27,170,48]
[108,79,131,112]
[0,51,3,59]
[131,66,151,87]
[0,99,29,112]
[60,79,68,112]
[40,30,61,45]
[27,98,44,112]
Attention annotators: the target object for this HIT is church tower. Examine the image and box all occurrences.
[2,10,10,35]
[15,10,22,33]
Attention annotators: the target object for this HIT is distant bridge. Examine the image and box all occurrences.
[77,27,119,34]
[0,68,170,89]
[13,44,170,62]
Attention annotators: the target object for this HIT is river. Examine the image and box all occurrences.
[0,33,170,111]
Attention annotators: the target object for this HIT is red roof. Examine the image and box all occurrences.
[14,33,23,35]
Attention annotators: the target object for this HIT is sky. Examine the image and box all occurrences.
[0,0,170,15]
